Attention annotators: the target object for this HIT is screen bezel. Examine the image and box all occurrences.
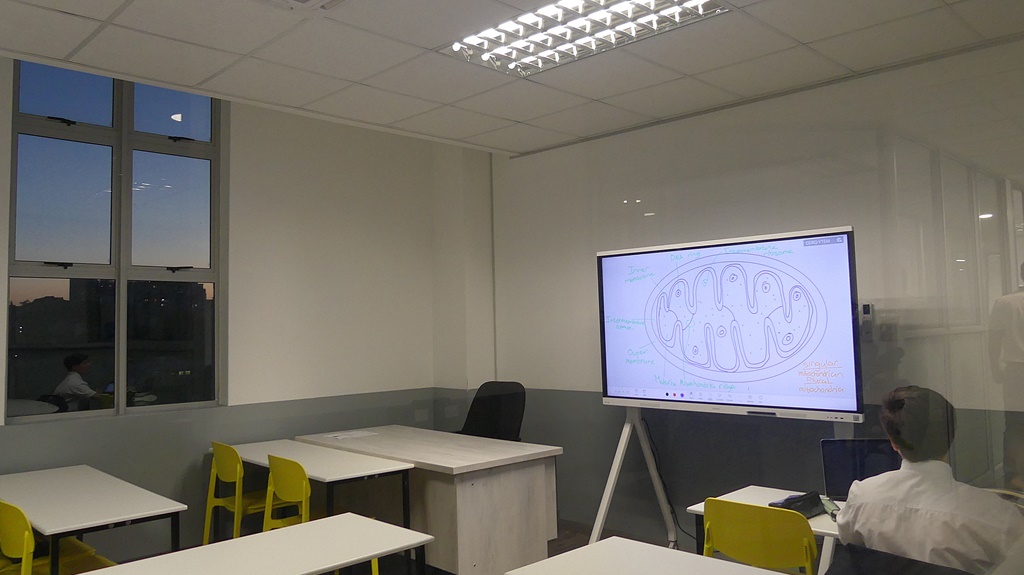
[597,226,864,423]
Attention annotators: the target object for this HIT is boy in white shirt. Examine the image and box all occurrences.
[53,354,98,410]
[837,386,1024,574]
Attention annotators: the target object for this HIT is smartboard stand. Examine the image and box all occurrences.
[590,406,677,548]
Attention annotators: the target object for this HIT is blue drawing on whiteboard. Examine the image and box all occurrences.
[645,254,825,383]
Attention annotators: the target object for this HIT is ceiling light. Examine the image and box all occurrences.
[447,0,726,77]
[979,213,994,219]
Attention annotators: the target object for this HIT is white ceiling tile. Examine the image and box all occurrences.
[528,102,652,138]
[696,47,849,97]
[202,58,349,107]
[455,80,589,122]
[325,0,519,50]
[809,8,983,72]
[113,0,302,54]
[464,123,576,154]
[255,18,424,82]
[992,94,1024,117]
[0,2,100,59]
[623,11,796,75]
[895,103,1008,135]
[391,105,514,139]
[603,78,740,118]
[952,0,1024,39]
[305,85,440,125]
[114,0,302,54]
[743,0,944,43]
[72,25,241,86]
[932,40,1024,82]
[729,0,766,6]
[496,0,549,11]
[365,52,513,104]
[19,0,125,20]
[530,50,682,100]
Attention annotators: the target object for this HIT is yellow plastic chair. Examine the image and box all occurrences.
[703,497,818,575]
[203,442,290,544]
[262,455,311,532]
[0,500,116,575]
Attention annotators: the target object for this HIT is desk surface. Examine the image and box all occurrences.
[232,439,412,483]
[296,425,563,475]
[685,485,841,538]
[506,537,773,575]
[0,465,186,536]
[91,513,433,575]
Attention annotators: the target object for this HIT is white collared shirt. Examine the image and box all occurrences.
[837,459,1024,574]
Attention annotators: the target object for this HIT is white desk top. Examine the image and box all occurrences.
[296,425,563,475]
[0,465,187,536]
[685,485,841,538]
[91,513,433,575]
[507,537,774,575]
[231,439,412,483]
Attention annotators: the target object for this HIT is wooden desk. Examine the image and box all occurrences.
[0,465,186,575]
[231,439,413,524]
[506,536,774,575]
[90,513,433,575]
[686,485,842,573]
[297,426,563,575]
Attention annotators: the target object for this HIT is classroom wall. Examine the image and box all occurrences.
[490,45,1016,542]
[226,104,494,404]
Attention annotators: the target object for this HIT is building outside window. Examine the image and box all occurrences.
[6,62,223,417]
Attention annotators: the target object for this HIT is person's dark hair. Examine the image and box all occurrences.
[63,354,89,371]
[880,385,955,462]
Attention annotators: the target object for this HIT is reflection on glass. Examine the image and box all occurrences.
[127,281,214,406]
[6,278,115,416]
[134,83,212,142]
[16,135,112,264]
[18,61,113,126]
[132,151,211,268]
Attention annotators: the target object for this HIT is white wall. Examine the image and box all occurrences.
[492,97,884,393]
[227,104,493,404]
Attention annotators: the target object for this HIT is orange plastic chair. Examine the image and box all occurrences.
[703,497,818,575]
[0,500,116,575]
[203,442,290,544]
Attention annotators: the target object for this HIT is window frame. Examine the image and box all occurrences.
[7,61,225,418]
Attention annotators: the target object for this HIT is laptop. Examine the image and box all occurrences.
[821,438,902,501]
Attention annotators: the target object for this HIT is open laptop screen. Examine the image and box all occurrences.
[821,438,901,501]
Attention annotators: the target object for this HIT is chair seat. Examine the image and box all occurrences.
[0,537,100,573]
[215,489,270,514]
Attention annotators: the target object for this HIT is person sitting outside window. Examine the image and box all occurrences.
[53,354,104,410]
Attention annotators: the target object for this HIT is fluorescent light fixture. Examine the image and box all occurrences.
[979,213,994,219]
[448,0,726,76]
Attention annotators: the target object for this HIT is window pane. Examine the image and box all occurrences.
[134,84,211,142]
[132,151,211,268]
[127,281,215,406]
[15,135,112,264]
[7,278,115,416]
[18,62,113,126]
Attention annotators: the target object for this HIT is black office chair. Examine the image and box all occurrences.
[35,394,69,413]
[458,381,526,442]
[828,543,972,575]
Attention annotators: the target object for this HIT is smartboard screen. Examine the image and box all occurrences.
[598,227,863,423]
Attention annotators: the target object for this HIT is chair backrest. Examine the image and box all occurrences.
[703,497,818,575]
[828,543,973,575]
[35,394,68,413]
[0,500,36,575]
[459,380,526,442]
[264,455,310,531]
[211,441,245,483]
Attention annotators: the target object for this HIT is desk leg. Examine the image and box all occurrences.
[694,515,704,553]
[171,513,181,551]
[416,544,427,575]
[327,483,335,517]
[402,470,413,575]
[49,535,60,575]
[819,536,836,575]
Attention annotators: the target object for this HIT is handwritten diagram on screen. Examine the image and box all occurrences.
[600,230,859,416]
